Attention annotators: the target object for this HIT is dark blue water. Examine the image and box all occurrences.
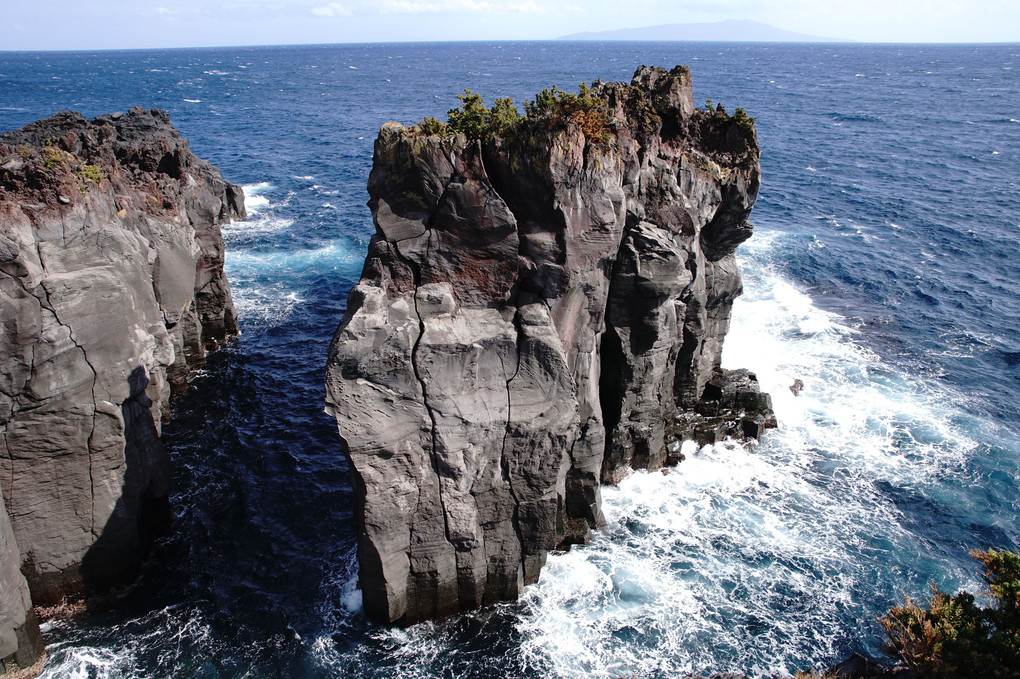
[1,42,1018,678]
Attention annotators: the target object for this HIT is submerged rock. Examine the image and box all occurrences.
[325,66,775,625]
[0,106,244,670]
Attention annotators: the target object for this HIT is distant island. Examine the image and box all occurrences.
[559,19,850,43]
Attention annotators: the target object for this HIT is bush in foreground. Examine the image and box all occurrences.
[879,548,1020,678]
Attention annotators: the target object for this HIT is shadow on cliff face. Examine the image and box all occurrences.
[79,366,173,594]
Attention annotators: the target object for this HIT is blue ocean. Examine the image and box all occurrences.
[1,41,1018,677]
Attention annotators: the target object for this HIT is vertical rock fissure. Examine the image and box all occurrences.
[597,218,634,477]
[2,274,42,513]
[474,143,531,575]
[404,226,453,550]
[34,232,102,534]
[38,282,100,538]
[3,342,40,510]
[674,249,701,404]
[2,432,13,511]
[498,310,525,566]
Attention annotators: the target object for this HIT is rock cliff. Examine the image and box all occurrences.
[325,66,775,625]
[0,107,243,673]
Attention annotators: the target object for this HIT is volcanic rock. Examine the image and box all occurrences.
[325,66,775,624]
[1,494,43,675]
[0,104,244,663]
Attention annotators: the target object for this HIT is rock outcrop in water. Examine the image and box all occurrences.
[0,107,244,673]
[325,66,775,625]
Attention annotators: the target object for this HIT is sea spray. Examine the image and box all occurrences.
[507,230,992,677]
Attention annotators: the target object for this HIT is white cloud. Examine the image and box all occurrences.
[153,6,179,15]
[311,2,352,16]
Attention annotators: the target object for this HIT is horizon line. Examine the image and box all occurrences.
[3,38,1020,55]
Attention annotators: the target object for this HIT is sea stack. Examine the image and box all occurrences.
[325,66,775,625]
[0,107,244,672]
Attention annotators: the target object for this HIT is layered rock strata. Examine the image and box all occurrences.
[0,106,244,672]
[325,66,775,625]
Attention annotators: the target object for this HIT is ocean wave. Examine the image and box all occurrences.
[227,241,362,273]
[37,606,216,679]
[303,229,990,678]
[225,241,362,328]
[230,285,305,329]
[222,215,295,240]
[509,230,986,677]
[240,181,273,214]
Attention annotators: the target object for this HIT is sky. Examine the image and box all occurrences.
[2,0,1019,51]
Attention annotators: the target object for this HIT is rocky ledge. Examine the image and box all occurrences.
[0,107,244,673]
[325,66,776,625]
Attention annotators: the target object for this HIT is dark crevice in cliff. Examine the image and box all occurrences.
[473,144,535,578]
[2,277,41,437]
[598,216,637,480]
[673,248,703,406]
[1,276,34,516]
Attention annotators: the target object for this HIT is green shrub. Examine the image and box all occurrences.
[489,97,522,138]
[524,86,561,118]
[524,82,609,143]
[409,81,609,144]
[446,89,492,141]
[76,164,104,183]
[43,141,68,169]
[71,163,106,194]
[879,548,1020,678]
[733,107,757,133]
[410,116,449,137]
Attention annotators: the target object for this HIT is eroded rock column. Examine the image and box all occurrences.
[326,65,776,624]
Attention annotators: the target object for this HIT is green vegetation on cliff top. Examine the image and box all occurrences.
[407,81,609,143]
[407,77,757,152]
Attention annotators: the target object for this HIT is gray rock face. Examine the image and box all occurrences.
[325,66,775,625]
[1,494,43,674]
[0,105,244,630]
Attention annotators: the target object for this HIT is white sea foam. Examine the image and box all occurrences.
[341,576,363,614]
[225,242,359,328]
[229,283,304,328]
[222,215,295,239]
[222,183,300,245]
[228,241,359,273]
[510,228,982,677]
[240,181,273,214]
[38,606,215,679]
[311,228,986,677]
